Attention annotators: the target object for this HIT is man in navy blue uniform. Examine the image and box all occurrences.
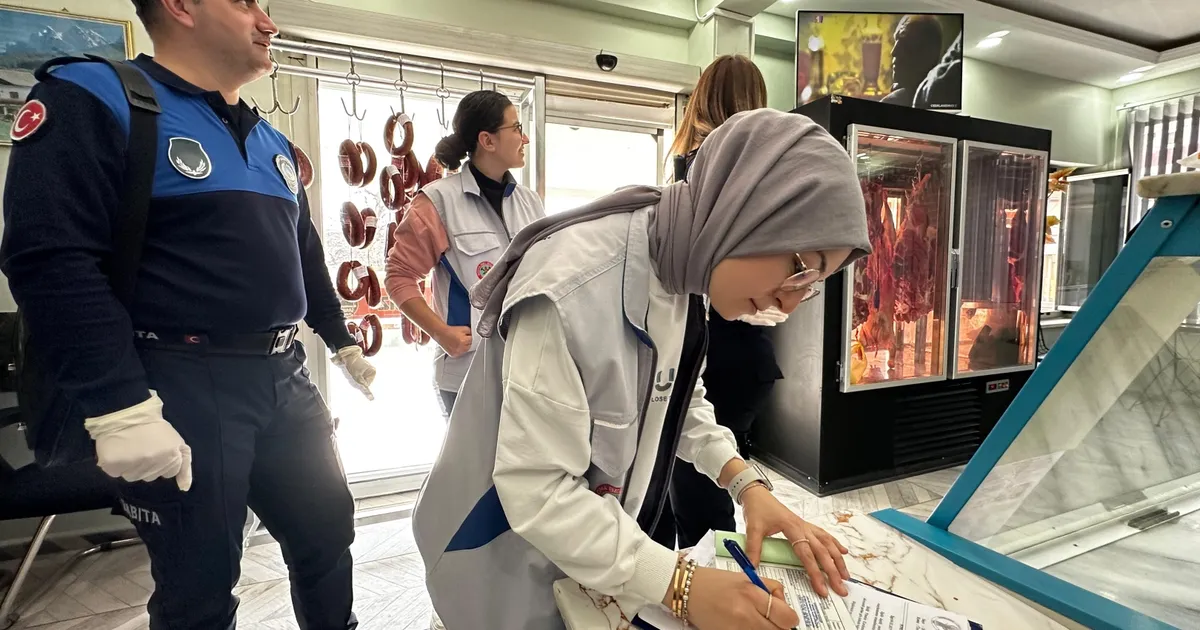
[0,1,375,628]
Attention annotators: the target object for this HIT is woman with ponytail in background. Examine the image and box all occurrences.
[654,55,784,552]
[385,90,545,417]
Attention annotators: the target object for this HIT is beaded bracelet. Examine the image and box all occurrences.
[680,559,697,623]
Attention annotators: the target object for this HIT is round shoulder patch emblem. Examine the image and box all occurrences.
[11,100,48,142]
[476,261,494,279]
[168,137,212,180]
[275,154,299,195]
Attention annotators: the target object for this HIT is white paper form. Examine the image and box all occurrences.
[711,555,855,630]
[844,582,972,630]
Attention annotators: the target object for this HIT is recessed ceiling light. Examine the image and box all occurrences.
[1133,65,1155,72]
[978,37,1004,49]
[987,30,1010,38]
[1118,72,1145,83]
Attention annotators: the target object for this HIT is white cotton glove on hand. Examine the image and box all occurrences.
[334,345,377,400]
[736,306,791,327]
[83,392,193,491]
[1181,150,1199,169]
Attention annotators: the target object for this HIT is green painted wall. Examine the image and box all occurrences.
[754,45,797,113]
[1112,68,1200,109]
[962,58,1113,166]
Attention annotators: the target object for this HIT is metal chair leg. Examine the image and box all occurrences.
[1,518,143,630]
[0,515,55,630]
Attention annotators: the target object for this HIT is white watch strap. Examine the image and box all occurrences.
[727,467,768,505]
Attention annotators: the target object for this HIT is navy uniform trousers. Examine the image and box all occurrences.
[116,340,358,630]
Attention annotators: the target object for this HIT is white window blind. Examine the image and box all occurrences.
[1126,95,1199,225]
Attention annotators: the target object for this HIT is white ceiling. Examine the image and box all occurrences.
[764,0,1200,89]
[978,0,1200,50]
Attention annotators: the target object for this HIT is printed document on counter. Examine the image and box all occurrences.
[555,529,981,630]
[844,581,973,630]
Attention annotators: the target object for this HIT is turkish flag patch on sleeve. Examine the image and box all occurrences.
[11,100,48,142]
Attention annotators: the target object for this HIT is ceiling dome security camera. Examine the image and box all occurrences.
[595,51,618,72]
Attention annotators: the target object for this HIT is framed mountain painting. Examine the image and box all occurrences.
[0,5,133,143]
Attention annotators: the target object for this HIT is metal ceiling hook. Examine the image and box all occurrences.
[340,50,367,122]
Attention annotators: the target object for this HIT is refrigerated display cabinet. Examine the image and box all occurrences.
[875,179,1200,630]
[753,96,1050,495]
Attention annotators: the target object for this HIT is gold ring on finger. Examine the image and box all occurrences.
[790,538,809,548]
[765,593,773,619]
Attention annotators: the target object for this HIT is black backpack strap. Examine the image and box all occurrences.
[85,56,161,307]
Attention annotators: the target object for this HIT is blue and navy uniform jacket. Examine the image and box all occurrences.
[0,54,354,420]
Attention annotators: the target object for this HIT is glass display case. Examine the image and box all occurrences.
[1057,169,1128,311]
[876,185,1200,630]
[1041,189,1064,311]
[952,142,1048,378]
[843,125,955,391]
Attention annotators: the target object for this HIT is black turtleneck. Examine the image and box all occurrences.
[469,162,507,219]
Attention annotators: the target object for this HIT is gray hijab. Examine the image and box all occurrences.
[472,108,871,338]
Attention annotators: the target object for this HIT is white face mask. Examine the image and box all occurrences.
[735,306,790,327]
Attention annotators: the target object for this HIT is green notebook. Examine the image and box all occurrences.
[713,530,806,566]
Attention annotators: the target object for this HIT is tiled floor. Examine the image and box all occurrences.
[0,465,961,630]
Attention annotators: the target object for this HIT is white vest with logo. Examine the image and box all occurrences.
[412,209,731,629]
[420,165,544,392]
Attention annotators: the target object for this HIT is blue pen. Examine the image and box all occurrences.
[724,538,769,590]
[723,538,800,630]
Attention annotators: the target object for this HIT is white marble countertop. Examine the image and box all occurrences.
[807,510,1085,630]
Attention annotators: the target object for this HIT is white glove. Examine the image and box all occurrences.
[333,345,376,400]
[84,392,193,491]
[1181,150,1199,169]
[736,306,790,327]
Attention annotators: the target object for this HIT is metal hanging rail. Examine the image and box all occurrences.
[275,62,482,99]
[271,38,535,90]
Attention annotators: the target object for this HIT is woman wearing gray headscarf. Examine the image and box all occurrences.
[413,108,871,629]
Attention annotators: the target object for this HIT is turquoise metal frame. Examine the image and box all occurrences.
[871,192,1200,630]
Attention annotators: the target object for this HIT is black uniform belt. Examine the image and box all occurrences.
[132,326,298,356]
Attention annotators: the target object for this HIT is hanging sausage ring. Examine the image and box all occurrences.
[293,143,315,190]
[421,154,445,187]
[360,207,378,249]
[337,261,368,301]
[346,320,367,353]
[341,201,365,247]
[379,164,406,210]
[336,261,382,304]
[384,112,414,159]
[365,266,382,307]
[403,150,423,192]
[338,139,377,188]
[359,314,384,357]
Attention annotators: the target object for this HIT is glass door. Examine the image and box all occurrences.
[951,142,1048,379]
[1057,170,1129,311]
[543,121,661,214]
[316,84,461,483]
[842,125,956,392]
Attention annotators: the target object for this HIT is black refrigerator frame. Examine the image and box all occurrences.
[751,95,1053,496]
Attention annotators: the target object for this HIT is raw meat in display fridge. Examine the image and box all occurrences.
[845,127,954,389]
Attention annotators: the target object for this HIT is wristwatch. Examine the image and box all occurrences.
[727,462,774,505]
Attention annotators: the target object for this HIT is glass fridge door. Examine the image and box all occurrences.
[951,142,1048,379]
[1056,170,1129,311]
[842,125,956,392]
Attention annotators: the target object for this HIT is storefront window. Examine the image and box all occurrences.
[543,123,660,214]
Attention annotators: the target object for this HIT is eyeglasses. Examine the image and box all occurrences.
[779,252,826,303]
[495,122,524,136]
